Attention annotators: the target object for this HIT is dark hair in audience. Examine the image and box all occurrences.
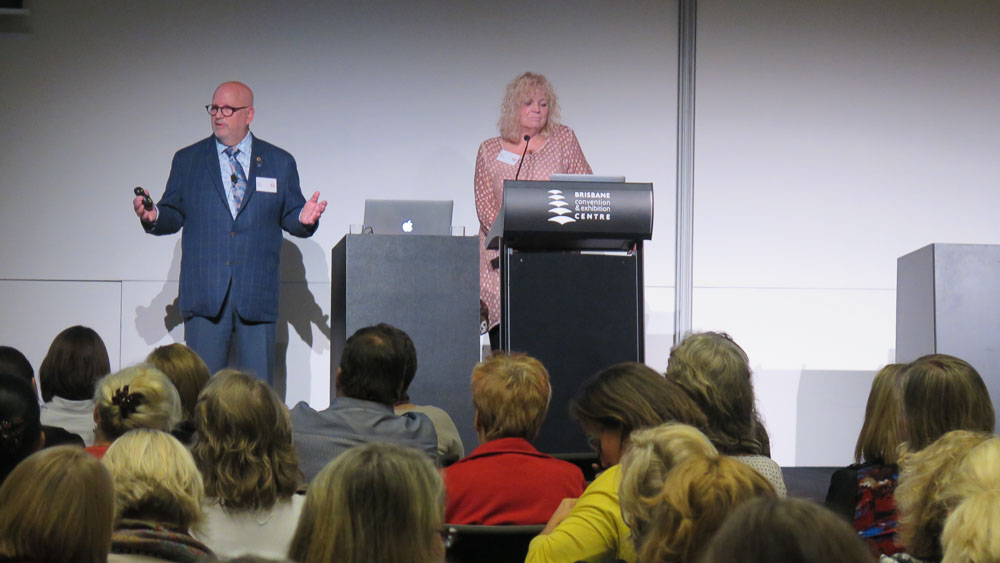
[338,325,406,405]
[38,325,110,402]
[288,442,444,563]
[0,446,115,563]
[192,370,302,510]
[376,323,418,402]
[570,362,708,443]
[902,354,994,452]
[698,497,873,563]
[665,331,765,455]
[0,346,34,382]
[145,343,211,420]
[855,363,907,464]
[0,374,43,482]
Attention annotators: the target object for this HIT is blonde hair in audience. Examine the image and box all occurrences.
[145,343,210,420]
[940,437,1000,563]
[902,354,994,452]
[192,370,301,510]
[94,364,183,441]
[854,363,907,464]
[665,332,764,455]
[498,72,561,142]
[895,429,992,560]
[638,454,775,563]
[0,446,114,563]
[471,352,551,442]
[619,423,718,546]
[698,497,873,563]
[103,428,205,530]
[288,442,444,563]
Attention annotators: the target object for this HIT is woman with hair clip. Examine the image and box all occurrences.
[287,442,447,563]
[89,364,183,458]
[191,370,305,558]
[0,446,115,563]
[525,362,708,563]
[664,331,786,496]
[475,71,592,349]
[103,428,214,561]
[825,363,908,556]
[0,373,44,483]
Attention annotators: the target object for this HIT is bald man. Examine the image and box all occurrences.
[133,81,326,386]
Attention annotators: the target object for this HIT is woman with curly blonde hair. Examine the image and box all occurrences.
[665,332,786,496]
[191,370,304,558]
[637,453,775,563]
[103,428,214,561]
[90,364,183,458]
[940,437,1000,563]
[288,442,446,563]
[888,429,993,562]
[475,71,592,348]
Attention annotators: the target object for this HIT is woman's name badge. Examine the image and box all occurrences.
[496,150,520,165]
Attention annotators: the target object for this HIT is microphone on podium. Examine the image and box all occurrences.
[514,135,530,181]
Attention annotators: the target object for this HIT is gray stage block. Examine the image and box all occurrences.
[896,243,1000,428]
[331,234,480,450]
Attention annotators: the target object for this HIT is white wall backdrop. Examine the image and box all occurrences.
[2,0,998,466]
[695,0,1000,464]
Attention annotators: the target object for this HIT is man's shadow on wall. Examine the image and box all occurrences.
[133,238,331,401]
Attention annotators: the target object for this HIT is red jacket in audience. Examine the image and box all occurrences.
[444,437,586,525]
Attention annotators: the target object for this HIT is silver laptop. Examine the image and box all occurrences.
[362,199,454,235]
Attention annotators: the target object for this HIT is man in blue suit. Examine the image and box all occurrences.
[133,81,326,385]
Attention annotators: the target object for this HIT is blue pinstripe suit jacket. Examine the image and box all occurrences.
[146,134,317,323]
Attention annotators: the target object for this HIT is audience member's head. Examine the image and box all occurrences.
[38,325,111,402]
[901,354,994,452]
[570,362,708,469]
[0,446,114,563]
[192,370,301,510]
[939,437,1000,563]
[854,363,907,464]
[895,429,992,560]
[102,428,205,530]
[698,497,874,563]
[0,345,34,383]
[336,325,407,405]
[93,364,182,444]
[638,454,775,563]
[376,323,418,404]
[0,373,43,482]
[619,423,718,546]
[288,442,445,563]
[145,343,210,421]
[471,352,551,443]
[665,331,767,455]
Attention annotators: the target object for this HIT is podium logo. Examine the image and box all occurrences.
[546,189,576,225]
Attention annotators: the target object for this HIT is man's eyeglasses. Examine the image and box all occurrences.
[205,104,249,117]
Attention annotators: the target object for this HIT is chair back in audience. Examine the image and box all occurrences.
[446,524,543,563]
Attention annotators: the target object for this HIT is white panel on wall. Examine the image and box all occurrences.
[644,285,677,371]
[692,287,895,465]
[0,280,122,378]
[120,280,183,367]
